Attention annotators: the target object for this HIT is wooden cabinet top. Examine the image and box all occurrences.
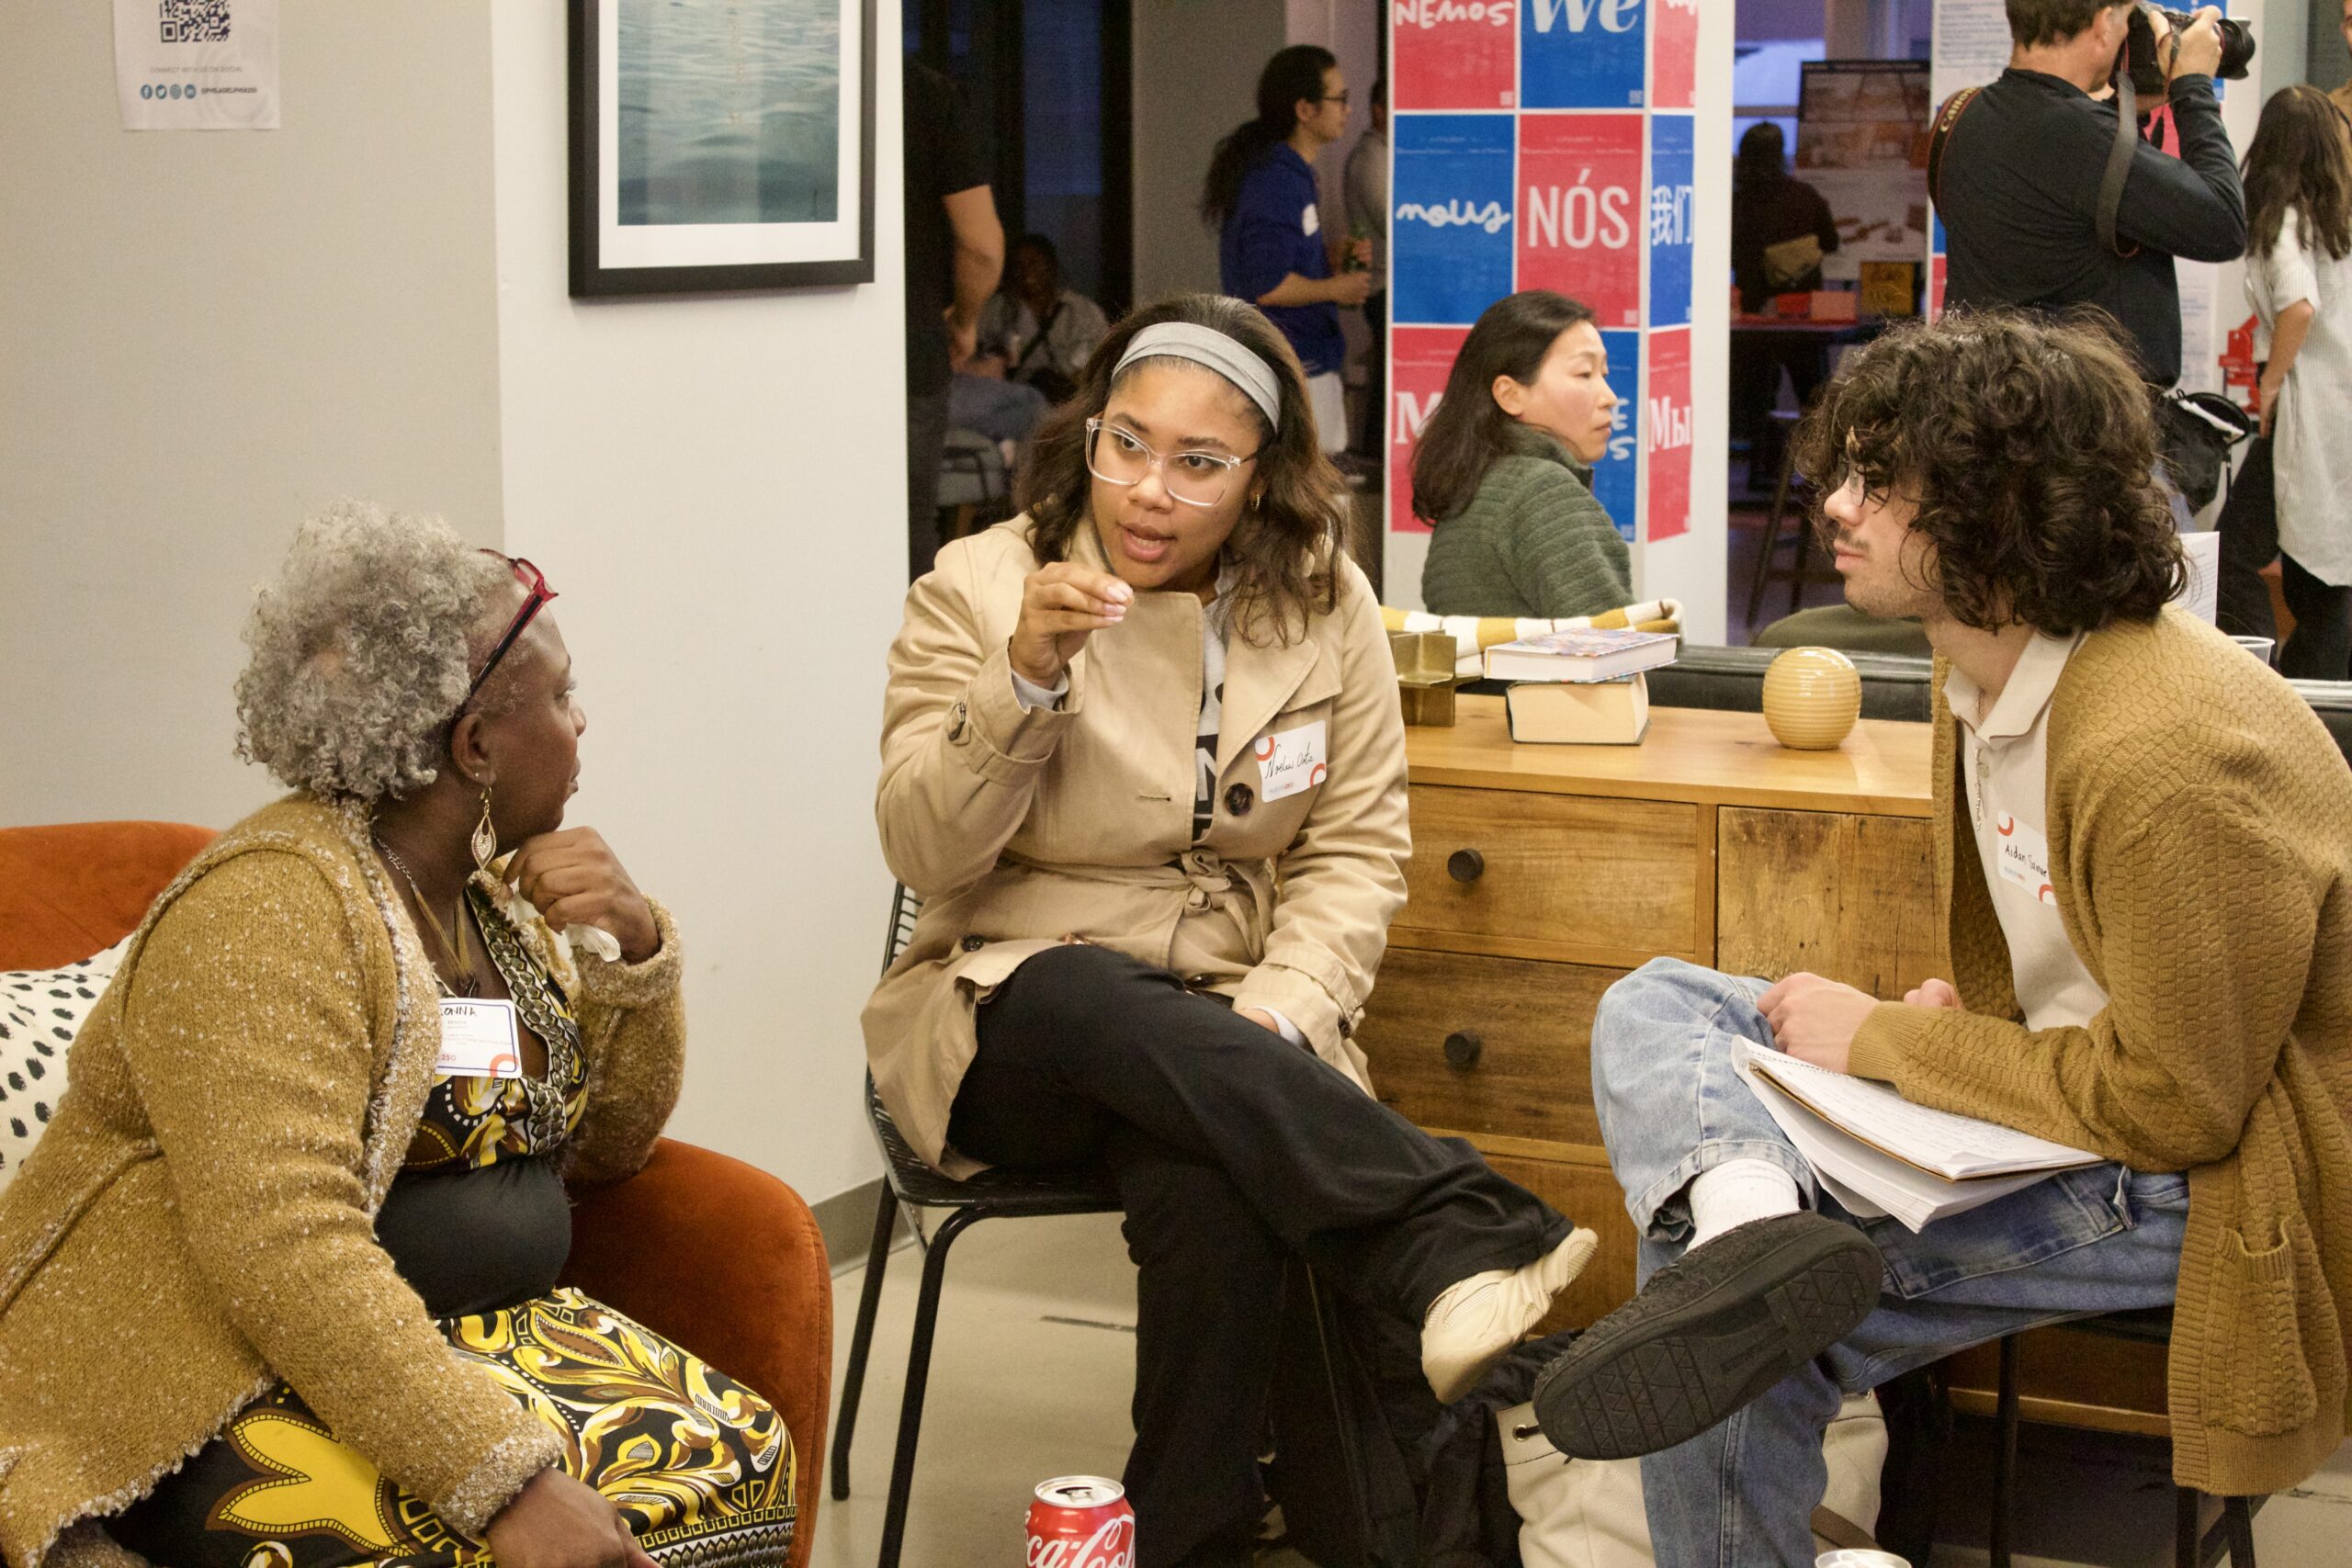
[1405,696,1934,819]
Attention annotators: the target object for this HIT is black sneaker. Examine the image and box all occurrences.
[1529,1211,1883,1460]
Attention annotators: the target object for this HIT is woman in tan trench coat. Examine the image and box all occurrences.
[864,294,1600,1568]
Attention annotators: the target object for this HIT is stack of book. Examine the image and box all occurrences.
[1484,627,1680,744]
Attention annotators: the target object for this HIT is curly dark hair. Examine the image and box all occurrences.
[1791,309,2186,636]
[1015,292,1344,645]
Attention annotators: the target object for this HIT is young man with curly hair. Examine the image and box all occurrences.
[1527,310,2352,1564]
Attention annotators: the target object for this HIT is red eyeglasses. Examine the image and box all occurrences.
[462,552,558,707]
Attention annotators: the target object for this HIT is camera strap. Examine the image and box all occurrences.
[1924,85,1982,209]
[2095,73,2141,256]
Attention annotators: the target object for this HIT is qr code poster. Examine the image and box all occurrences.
[1385,326,1472,536]
[114,0,280,130]
[1392,0,1517,112]
[1516,113,1645,329]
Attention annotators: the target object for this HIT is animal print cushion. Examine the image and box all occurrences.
[0,937,130,1194]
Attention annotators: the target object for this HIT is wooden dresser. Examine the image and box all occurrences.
[1357,695,2167,1434]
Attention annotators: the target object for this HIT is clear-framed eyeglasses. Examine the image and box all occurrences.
[1085,417,1260,509]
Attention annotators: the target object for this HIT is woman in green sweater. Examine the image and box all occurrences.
[1415,290,1632,618]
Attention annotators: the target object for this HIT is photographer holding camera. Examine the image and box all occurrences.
[1937,3,2246,391]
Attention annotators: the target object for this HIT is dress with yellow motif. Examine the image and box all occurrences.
[107,893,794,1568]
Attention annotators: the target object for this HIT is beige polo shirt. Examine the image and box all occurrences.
[1944,632,2111,1032]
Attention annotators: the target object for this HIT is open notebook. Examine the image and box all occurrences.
[1734,1042,2101,1233]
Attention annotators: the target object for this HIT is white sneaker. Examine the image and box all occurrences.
[1419,1227,1600,1403]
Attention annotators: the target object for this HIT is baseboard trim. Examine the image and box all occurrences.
[812,1177,916,1277]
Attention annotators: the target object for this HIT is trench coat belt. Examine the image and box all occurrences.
[998,847,1277,928]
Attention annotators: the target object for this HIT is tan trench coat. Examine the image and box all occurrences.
[862,517,1411,1177]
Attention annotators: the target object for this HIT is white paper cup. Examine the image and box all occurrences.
[1816,1552,1910,1568]
[2230,635,2277,666]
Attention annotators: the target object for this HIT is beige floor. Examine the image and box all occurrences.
[814,1211,2352,1568]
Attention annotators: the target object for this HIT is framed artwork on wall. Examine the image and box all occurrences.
[569,0,876,296]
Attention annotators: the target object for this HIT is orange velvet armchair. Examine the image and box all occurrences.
[0,821,831,1565]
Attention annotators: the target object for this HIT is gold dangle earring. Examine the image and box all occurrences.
[470,784,498,873]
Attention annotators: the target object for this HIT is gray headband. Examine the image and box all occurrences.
[1112,322,1283,433]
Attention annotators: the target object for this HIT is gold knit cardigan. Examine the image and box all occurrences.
[1849,608,2352,1496]
[0,795,687,1568]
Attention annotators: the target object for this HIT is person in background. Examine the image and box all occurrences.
[1414,290,1632,620]
[2334,0,2352,127]
[1528,311,2352,1562]
[972,233,1112,407]
[2216,85,2352,679]
[867,292,1597,1568]
[1732,121,1839,313]
[1203,44,1372,457]
[1729,121,1842,471]
[906,56,1002,580]
[1342,77,1389,459]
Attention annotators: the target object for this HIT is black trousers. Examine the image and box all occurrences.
[948,943,1568,1568]
[907,387,949,581]
[2215,432,2352,680]
[1356,288,1387,457]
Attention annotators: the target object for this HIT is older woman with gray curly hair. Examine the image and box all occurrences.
[0,502,796,1568]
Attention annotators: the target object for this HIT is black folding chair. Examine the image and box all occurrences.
[1985,1308,2264,1567]
[829,885,1123,1568]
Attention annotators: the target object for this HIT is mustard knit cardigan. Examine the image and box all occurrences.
[0,796,686,1568]
[1849,609,2352,1496]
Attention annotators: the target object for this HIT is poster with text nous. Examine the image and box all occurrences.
[1393,116,1517,325]
[1590,329,1645,542]
[1391,0,1518,110]
[1521,0,1646,110]
[1387,326,1472,535]
[1645,327,1691,542]
[1517,113,1644,329]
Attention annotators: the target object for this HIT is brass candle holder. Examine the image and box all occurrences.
[1389,630,1464,727]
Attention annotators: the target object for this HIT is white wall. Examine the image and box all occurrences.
[1642,0,1736,644]
[1131,0,1289,304]
[0,2,506,828]
[488,7,904,1206]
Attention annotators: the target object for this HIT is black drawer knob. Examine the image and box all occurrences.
[1447,848,1486,884]
[1443,1030,1483,1070]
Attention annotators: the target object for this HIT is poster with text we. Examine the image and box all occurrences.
[1388,0,1697,550]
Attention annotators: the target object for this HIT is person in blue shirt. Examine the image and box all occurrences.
[1202,44,1372,456]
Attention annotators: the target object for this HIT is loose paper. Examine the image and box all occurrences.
[115,0,279,131]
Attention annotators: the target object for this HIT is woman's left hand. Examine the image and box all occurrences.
[506,828,661,964]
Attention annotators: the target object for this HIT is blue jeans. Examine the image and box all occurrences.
[1591,958,2187,1568]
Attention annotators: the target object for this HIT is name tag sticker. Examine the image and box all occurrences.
[1993,812,2059,907]
[1255,719,1329,803]
[435,998,524,1078]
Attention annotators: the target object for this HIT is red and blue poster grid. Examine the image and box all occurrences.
[1387,0,1698,548]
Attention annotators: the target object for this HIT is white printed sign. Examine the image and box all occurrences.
[115,0,279,131]
[1255,720,1329,803]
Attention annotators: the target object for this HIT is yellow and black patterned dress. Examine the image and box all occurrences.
[109,894,795,1568]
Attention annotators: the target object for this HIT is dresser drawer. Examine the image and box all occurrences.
[1357,947,1621,1149]
[1394,785,1704,964]
[1716,807,1939,996]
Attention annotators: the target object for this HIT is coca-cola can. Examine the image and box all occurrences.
[1025,1474,1136,1568]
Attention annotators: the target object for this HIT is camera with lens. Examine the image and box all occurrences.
[2118,5,2256,99]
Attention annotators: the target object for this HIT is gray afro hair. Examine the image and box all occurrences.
[235,501,512,803]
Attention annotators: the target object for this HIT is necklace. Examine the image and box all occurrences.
[374,835,482,998]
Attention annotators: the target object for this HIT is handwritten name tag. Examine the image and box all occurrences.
[1255,719,1329,803]
[435,997,524,1079]
[1993,812,2059,908]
